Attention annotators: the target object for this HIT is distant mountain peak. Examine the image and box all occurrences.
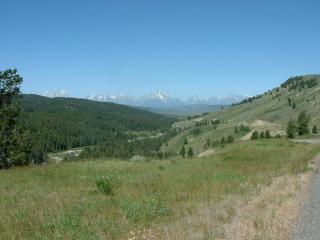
[40,89,247,108]
[42,89,69,98]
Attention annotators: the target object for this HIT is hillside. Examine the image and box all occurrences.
[139,104,225,116]
[162,75,320,154]
[18,95,175,161]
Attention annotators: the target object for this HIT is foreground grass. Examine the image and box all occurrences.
[0,140,319,239]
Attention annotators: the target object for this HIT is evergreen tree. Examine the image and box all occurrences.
[292,102,296,109]
[251,130,259,140]
[287,119,297,138]
[220,137,226,144]
[312,126,318,134]
[206,139,211,147]
[297,111,310,135]
[180,146,186,158]
[0,69,29,169]
[184,138,188,145]
[265,129,271,138]
[227,135,234,143]
[187,147,194,158]
[259,131,265,139]
[157,151,163,160]
[234,126,239,133]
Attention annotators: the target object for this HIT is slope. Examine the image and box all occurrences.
[162,75,320,155]
[18,95,175,161]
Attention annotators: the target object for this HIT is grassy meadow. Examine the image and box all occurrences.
[0,139,319,239]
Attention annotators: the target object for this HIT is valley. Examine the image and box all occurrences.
[1,74,320,239]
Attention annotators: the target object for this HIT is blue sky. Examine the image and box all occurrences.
[1,0,319,98]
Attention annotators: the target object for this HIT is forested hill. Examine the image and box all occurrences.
[18,94,175,161]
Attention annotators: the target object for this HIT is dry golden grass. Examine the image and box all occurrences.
[0,140,319,239]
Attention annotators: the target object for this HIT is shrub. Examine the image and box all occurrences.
[220,137,226,144]
[227,135,235,143]
[120,197,170,222]
[95,178,114,195]
[239,124,250,132]
[191,128,201,135]
[158,165,165,171]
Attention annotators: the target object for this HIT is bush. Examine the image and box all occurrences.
[95,178,114,195]
[239,124,250,132]
[120,197,170,222]
[191,127,202,135]
[158,165,165,171]
[227,135,235,143]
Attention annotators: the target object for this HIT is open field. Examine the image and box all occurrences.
[1,139,319,239]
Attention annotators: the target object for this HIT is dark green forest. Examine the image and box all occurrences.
[18,95,175,162]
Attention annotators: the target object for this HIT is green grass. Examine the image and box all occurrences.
[164,75,320,153]
[0,139,319,239]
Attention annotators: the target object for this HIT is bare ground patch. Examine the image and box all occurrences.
[225,157,319,240]
[241,120,285,140]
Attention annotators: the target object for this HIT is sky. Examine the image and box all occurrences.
[1,0,319,98]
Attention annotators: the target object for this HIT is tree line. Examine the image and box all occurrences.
[0,69,175,168]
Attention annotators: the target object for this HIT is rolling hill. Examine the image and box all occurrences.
[162,75,320,155]
[18,95,175,161]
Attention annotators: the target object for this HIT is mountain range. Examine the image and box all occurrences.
[41,89,247,108]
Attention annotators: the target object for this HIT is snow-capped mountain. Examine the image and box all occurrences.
[186,96,209,105]
[42,89,69,98]
[39,89,247,108]
[207,95,247,105]
[137,91,183,108]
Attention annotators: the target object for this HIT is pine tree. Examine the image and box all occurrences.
[312,126,318,134]
[187,147,194,158]
[180,146,186,158]
[184,138,188,145]
[0,69,29,169]
[292,102,296,109]
[287,119,297,138]
[234,126,239,133]
[297,111,310,135]
[259,131,265,139]
[265,129,271,138]
[251,130,259,140]
[220,137,226,144]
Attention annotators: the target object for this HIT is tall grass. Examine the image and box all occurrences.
[0,139,318,239]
